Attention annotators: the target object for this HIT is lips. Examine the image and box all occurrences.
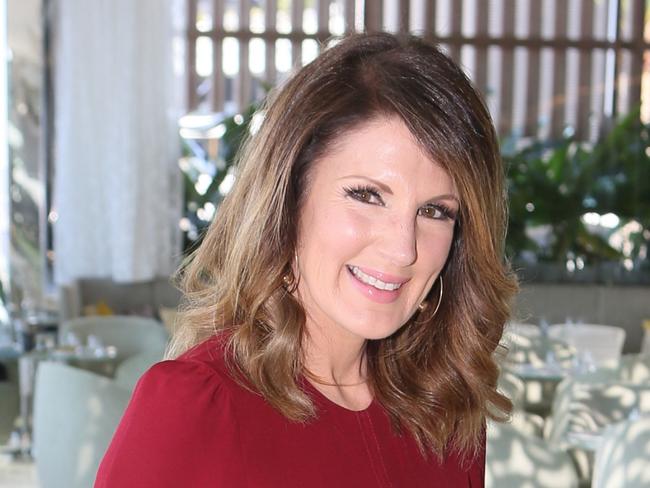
[346,266,398,290]
[345,265,407,304]
[348,265,409,285]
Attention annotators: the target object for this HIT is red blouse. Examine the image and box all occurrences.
[95,335,484,487]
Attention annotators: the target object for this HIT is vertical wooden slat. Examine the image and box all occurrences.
[629,0,646,42]
[265,0,277,86]
[616,50,632,115]
[551,0,568,138]
[318,0,329,35]
[525,0,542,137]
[614,0,632,117]
[291,0,303,65]
[473,0,488,95]
[238,0,252,109]
[398,0,410,33]
[499,0,516,135]
[576,0,594,140]
[187,0,199,111]
[448,0,462,62]
[212,0,226,112]
[344,0,356,33]
[626,0,645,114]
[364,0,382,33]
[608,0,622,122]
[424,0,436,40]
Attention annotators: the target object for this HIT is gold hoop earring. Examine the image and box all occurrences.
[418,276,443,317]
[431,275,443,316]
[282,254,300,291]
[283,273,293,286]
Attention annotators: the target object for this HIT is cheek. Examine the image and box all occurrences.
[311,207,374,253]
[417,227,455,269]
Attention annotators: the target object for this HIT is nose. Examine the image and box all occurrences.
[376,214,418,267]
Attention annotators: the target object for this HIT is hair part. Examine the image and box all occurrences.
[167,32,518,460]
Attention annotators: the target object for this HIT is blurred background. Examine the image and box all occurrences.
[1,1,650,487]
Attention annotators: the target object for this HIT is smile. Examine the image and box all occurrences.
[347,265,404,291]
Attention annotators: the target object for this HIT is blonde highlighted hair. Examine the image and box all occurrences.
[167,33,518,458]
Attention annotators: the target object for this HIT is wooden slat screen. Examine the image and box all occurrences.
[187,0,650,142]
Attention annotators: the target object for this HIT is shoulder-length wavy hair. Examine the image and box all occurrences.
[167,32,518,458]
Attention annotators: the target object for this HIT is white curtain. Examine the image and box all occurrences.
[53,0,185,284]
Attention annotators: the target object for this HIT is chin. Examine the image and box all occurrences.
[347,320,406,341]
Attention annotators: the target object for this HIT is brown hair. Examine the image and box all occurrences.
[167,32,518,459]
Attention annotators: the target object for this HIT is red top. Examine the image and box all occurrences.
[95,335,485,487]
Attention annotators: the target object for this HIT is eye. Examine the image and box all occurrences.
[418,204,457,221]
[344,186,384,206]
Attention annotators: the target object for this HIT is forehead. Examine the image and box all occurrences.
[308,117,457,196]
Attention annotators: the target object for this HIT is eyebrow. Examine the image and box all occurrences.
[339,175,460,205]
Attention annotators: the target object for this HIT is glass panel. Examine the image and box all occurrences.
[223,37,240,76]
[196,36,214,77]
[276,0,292,34]
[303,0,317,35]
[250,37,266,75]
[302,38,318,65]
[250,3,265,33]
[196,0,213,32]
[224,0,240,31]
[275,38,292,73]
[329,0,345,35]
[641,51,650,123]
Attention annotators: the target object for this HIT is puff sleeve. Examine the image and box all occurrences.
[94,360,243,487]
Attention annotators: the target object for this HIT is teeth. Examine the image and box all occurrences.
[349,266,402,291]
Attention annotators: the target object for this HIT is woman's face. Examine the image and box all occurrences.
[295,117,459,343]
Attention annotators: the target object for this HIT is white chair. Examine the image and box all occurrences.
[592,415,650,488]
[503,334,575,367]
[508,411,545,438]
[545,381,650,447]
[548,323,626,368]
[543,369,620,441]
[486,421,579,488]
[113,349,164,391]
[505,322,541,338]
[499,332,575,416]
[59,315,169,363]
[617,354,650,384]
[544,380,650,486]
[497,371,526,409]
[32,362,131,488]
[502,321,574,367]
[498,370,545,438]
[158,305,180,336]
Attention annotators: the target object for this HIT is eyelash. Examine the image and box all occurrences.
[344,185,383,205]
[343,185,458,221]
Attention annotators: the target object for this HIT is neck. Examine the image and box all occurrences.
[300,315,374,411]
[302,320,368,386]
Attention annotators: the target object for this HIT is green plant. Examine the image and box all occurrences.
[180,104,259,252]
[505,107,650,270]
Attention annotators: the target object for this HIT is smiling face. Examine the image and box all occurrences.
[295,117,459,343]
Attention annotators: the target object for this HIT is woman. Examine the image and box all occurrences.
[95,33,517,487]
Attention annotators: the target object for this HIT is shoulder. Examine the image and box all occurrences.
[114,333,240,431]
[95,334,247,486]
[137,332,238,399]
